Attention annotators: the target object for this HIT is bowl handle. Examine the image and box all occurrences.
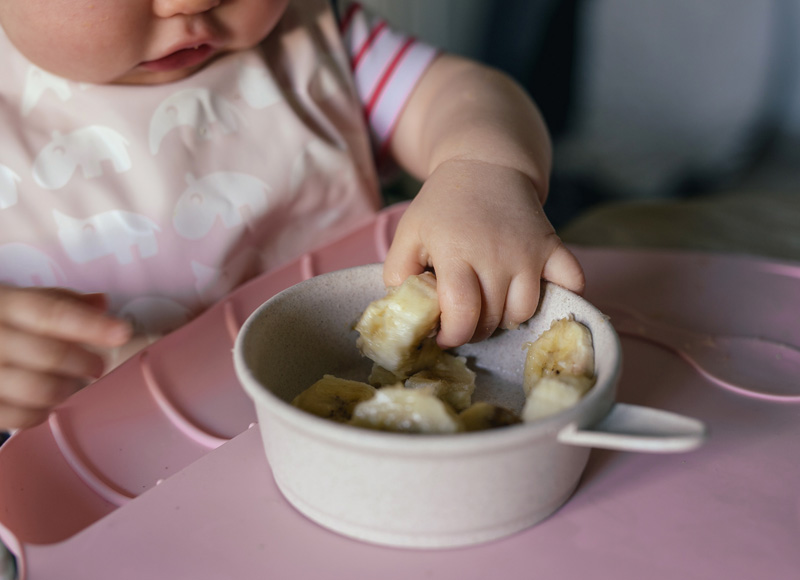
[557,403,707,453]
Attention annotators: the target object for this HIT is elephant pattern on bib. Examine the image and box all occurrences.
[0,165,21,210]
[32,126,132,190]
[53,209,160,265]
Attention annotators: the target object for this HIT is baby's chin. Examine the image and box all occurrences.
[110,59,220,86]
[58,54,226,86]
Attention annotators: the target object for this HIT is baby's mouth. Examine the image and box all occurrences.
[140,44,215,72]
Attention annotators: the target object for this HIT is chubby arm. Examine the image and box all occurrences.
[384,53,585,348]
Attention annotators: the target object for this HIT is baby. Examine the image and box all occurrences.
[0,0,584,430]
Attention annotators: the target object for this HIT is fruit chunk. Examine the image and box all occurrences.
[349,385,463,434]
[522,376,594,421]
[523,316,595,396]
[367,363,405,387]
[291,375,376,423]
[522,316,596,420]
[460,402,521,432]
[354,272,441,378]
[404,352,477,412]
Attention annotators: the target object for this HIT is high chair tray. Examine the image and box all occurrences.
[1,203,798,579]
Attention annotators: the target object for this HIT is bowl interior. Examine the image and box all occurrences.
[237,264,620,422]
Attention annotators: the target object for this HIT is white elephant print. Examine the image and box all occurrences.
[32,126,132,190]
[0,164,21,209]
[118,296,192,335]
[21,65,72,116]
[237,63,282,109]
[0,243,66,287]
[172,171,270,240]
[149,88,239,155]
[53,209,160,265]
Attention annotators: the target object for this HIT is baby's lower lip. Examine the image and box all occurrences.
[140,44,215,72]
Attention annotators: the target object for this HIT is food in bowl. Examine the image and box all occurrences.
[291,273,597,432]
[459,401,522,431]
[354,270,441,377]
[290,375,375,423]
[522,315,598,420]
[349,384,463,433]
[400,352,476,411]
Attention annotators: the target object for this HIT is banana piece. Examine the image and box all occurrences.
[522,316,597,420]
[368,363,405,387]
[292,375,376,423]
[522,375,594,421]
[460,401,521,432]
[354,272,441,378]
[349,385,464,434]
[366,339,443,387]
[404,352,477,412]
[523,316,595,396]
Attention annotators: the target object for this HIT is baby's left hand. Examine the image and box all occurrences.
[384,159,585,348]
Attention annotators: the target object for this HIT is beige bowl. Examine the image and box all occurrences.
[234,264,705,549]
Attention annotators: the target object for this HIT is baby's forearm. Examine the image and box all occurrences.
[390,53,552,203]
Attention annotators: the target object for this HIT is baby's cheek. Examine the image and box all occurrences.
[223,0,291,50]
[1,0,144,83]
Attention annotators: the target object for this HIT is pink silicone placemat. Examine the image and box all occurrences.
[1,203,799,579]
[0,204,405,553]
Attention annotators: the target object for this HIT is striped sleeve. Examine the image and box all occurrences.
[338,2,439,155]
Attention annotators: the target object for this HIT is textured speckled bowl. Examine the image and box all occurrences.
[234,264,705,549]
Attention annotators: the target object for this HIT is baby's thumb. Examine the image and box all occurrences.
[383,237,427,288]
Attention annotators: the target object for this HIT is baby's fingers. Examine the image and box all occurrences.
[0,404,51,431]
[500,271,541,332]
[0,286,131,348]
[0,366,84,429]
[0,325,106,379]
[0,367,82,411]
[434,263,482,349]
[383,226,426,288]
[542,244,585,296]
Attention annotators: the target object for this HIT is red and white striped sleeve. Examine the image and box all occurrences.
[338,2,439,156]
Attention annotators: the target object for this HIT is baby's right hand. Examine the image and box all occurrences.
[0,286,132,430]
